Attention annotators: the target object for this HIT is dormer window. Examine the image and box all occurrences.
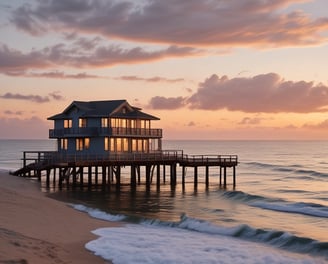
[79,118,87,128]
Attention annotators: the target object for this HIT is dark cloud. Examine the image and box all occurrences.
[0,43,201,73]
[3,70,103,79]
[188,73,328,113]
[9,0,328,47]
[238,117,264,125]
[0,92,64,103]
[148,73,328,113]
[148,96,186,110]
[4,110,23,116]
[186,121,196,127]
[115,75,184,83]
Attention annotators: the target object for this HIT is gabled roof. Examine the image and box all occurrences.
[47,100,160,120]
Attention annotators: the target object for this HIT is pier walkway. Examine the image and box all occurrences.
[11,151,238,189]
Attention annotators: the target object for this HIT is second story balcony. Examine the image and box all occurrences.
[49,127,163,138]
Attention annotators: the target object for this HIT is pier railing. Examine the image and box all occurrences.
[20,151,238,168]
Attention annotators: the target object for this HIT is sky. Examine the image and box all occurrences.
[1,0,328,140]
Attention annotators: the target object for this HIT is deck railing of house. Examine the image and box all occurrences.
[20,151,238,167]
[49,127,162,138]
[21,150,182,166]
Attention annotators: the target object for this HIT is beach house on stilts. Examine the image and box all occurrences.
[12,99,238,189]
[48,100,162,156]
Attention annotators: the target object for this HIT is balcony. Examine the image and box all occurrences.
[49,127,162,138]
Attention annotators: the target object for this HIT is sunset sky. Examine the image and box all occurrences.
[1,0,328,140]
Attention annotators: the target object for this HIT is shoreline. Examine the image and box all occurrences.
[0,170,119,264]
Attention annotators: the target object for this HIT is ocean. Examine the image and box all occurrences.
[1,139,327,263]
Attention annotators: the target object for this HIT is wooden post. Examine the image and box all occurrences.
[131,166,136,186]
[156,164,160,186]
[102,166,107,187]
[59,168,63,189]
[194,166,198,188]
[219,167,222,185]
[233,166,236,187]
[72,167,77,189]
[95,166,98,185]
[88,166,92,189]
[116,166,121,187]
[182,166,185,186]
[53,168,56,185]
[23,152,27,168]
[224,166,227,187]
[146,165,151,187]
[163,165,166,183]
[137,166,141,184]
[108,166,112,186]
[46,169,51,188]
[205,166,209,187]
[170,164,176,186]
[79,167,84,189]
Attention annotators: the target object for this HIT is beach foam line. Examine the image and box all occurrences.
[86,224,326,264]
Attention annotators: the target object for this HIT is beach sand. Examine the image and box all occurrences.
[0,170,118,264]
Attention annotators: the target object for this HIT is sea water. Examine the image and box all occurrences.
[1,139,327,263]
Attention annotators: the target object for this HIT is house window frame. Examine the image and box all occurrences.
[101,118,109,128]
[64,119,72,128]
[61,138,68,150]
[79,118,87,128]
[76,138,90,151]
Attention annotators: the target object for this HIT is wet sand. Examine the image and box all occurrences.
[0,170,119,264]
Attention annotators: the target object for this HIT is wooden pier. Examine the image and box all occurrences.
[11,151,238,189]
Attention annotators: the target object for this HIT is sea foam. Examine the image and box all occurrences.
[86,224,325,264]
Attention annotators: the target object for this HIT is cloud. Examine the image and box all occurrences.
[9,0,328,47]
[303,119,328,129]
[4,110,23,116]
[238,117,264,125]
[147,73,328,113]
[0,43,201,73]
[0,92,64,103]
[3,70,104,79]
[188,73,328,113]
[148,96,186,110]
[186,121,196,127]
[114,75,184,83]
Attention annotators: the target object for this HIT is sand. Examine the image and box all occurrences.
[0,170,119,264]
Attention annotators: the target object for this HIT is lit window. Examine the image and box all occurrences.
[104,137,109,151]
[79,118,87,128]
[110,138,115,152]
[76,138,90,151]
[61,139,68,150]
[84,138,90,149]
[101,118,108,127]
[64,119,72,128]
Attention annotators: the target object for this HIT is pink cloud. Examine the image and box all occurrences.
[148,96,186,110]
[0,43,201,73]
[0,92,64,103]
[114,75,185,83]
[9,0,328,47]
[148,73,328,113]
[188,73,328,113]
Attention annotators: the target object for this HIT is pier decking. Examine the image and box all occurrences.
[11,151,238,189]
